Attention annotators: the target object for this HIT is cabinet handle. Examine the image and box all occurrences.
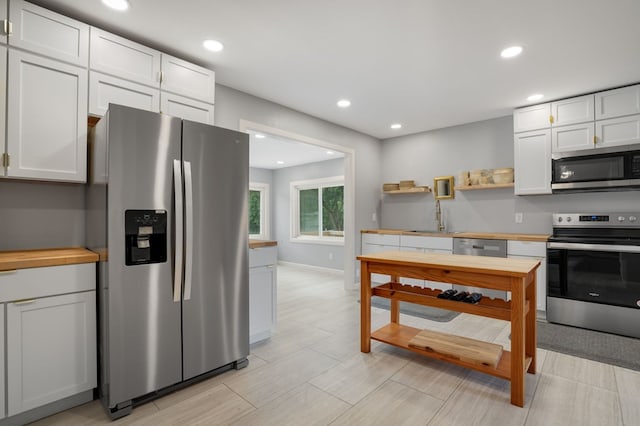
[0,269,17,275]
[593,135,597,146]
[3,20,12,35]
[549,115,554,124]
[13,299,36,305]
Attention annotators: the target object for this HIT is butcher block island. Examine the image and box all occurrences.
[358,250,540,407]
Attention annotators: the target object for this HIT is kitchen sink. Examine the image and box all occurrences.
[406,230,464,234]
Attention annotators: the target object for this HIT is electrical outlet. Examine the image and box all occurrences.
[372,212,377,222]
[515,212,524,224]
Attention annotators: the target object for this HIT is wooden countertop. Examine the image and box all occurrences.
[358,250,540,276]
[0,248,99,271]
[361,229,549,242]
[249,239,278,249]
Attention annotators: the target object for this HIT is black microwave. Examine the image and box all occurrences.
[552,150,640,191]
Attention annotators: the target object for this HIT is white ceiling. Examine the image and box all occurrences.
[32,0,640,140]
[247,130,344,169]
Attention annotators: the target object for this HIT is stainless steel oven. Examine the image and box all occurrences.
[547,212,640,338]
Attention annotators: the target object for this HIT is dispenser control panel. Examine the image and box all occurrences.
[125,210,167,265]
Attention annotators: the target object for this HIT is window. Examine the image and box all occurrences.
[291,176,344,244]
[249,182,269,240]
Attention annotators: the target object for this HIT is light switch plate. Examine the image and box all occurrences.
[515,212,524,223]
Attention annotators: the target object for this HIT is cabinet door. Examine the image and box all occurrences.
[9,0,89,67]
[509,255,546,311]
[7,291,97,416]
[249,265,276,343]
[596,114,640,149]
[513,103,550,133]
[160,92,214,125]
[551,122,595,153]
[89,71,160,116]
[595,84,640,120]
[0,304,4,420]
[551,94,594,127]
[161,54,215,103]
[7,50,88,182]
[89,27,160,87]
[514,129,551,195]
[0,45,5,177]
[0,0,7,45]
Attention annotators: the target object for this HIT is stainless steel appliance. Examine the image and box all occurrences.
[547,212,640,338]
[86,105,250,419]
[551,149,640,192]
[453,238,508,300]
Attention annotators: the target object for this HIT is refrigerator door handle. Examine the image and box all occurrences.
[183,160,194,300]
[173,159,184,302]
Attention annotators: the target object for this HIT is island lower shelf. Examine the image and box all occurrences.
[371,323,533,380]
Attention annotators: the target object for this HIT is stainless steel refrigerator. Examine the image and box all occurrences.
[86,104,249,420]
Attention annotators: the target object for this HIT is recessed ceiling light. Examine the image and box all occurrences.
[326,151,334,155]
[500,46,523,58]
[390,123,402,129]
[527,93,544,102]
[203,39,224,52]
[276,161,284,165]
[102,0,129,11]
[254,133,266,139]
[337,99,351,108]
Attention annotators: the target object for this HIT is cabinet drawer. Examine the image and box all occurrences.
[400,235,452,250]
[0,263,95,302]
[89,27,161,87]
[249,246,277,268]
[507,240,546,257]
[362,233,400,246]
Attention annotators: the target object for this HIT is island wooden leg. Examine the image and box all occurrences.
[510,277,526,407]
[390,274,400,324]
[526,272,537,374]
[360,261,371,353]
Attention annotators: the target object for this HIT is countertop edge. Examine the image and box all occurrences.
[361,229,550,242]
[249,239,278,249]
[0,247,99,271]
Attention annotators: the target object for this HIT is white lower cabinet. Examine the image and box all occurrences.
[507,241,547,311]
[7,291,97,416]
[249,246,277,344]
[361,234,400,285]
[0,263,96,421]
[399,235,453,291]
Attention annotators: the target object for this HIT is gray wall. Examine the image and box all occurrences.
[0,181,85,250]
[216,84,383,276]
[273,158,345,269]
[380,116,640,234]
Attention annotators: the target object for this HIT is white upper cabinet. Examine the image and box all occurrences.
[8,0,89,67]
[160,92,214,125]
[550,94,594,127]
[161,54,215,104]
[89,27,160,87]
[89,71,160,116]
[0,45,6,175]
[6,50,87,182]
[596,114,640,148]
[0,0,7,45]
[514,129,552,195]
[551,122,595,153]
[513,103,550,133]
[595,84,640,120]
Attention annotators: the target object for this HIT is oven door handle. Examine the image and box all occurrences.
[548,242,640,253]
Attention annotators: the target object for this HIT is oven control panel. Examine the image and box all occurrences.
[553,213,640,227]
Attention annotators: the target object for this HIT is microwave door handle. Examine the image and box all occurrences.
[173,160,184,303]
[183,160,194,301]
[547,242,640,253]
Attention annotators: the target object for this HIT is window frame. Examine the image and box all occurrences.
[249,182,270,240]
[290,175,344,246]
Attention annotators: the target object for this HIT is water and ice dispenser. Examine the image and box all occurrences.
[125,210,167,265]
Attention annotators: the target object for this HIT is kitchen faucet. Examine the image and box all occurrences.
[435,199,445,232]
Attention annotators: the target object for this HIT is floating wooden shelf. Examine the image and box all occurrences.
[383,186,431,194]
[455,183,514,191]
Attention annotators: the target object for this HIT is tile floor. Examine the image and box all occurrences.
[33,263,637,425]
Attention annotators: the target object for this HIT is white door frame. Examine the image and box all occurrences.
[239,120,356,290]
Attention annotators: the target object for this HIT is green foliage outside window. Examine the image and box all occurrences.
[249,190,261,235]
